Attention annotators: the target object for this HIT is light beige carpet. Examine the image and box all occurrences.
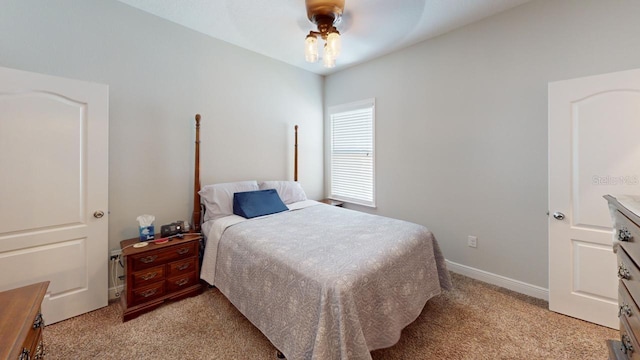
[44,273,617,359]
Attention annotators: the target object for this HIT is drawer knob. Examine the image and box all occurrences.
[177,247,190,255]
[18,348,30,360]
[619,227,633,242]
[140,288,158,298]
[622,334,635,354]
[619,304,633,318]
[177,263,190,271]
[34,341,46,359]
[618,265,631,280]
[32,312,44,329]
[175,278,189,286]
[140,272,158,281]
[140,255,158,264]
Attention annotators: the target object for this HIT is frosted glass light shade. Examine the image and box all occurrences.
[305,35,319,63]
[323,45,336,68]
[326,32,341,58]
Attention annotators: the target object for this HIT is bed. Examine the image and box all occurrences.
[191,115,451,360]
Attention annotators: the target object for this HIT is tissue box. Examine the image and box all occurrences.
[139,225,155,241]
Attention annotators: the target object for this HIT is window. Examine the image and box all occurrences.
[329,99,375,207]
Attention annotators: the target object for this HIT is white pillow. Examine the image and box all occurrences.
[258,181,307,205]
[199,181,259,222]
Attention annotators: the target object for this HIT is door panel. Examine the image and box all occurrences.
[0,66,108,324]
[549,68,640,329]
[0,238,87,295]
[571,240,617,300]
[573,91,640,229]
[0,93,85,233]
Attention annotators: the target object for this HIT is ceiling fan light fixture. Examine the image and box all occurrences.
[304,0,345,68]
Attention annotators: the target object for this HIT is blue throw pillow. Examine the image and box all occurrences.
[233,189,288,219]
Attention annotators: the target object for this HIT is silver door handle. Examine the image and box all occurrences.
[553,212,565,220]
[93,210,105,218]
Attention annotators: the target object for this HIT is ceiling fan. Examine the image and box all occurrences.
[304,0,345,68]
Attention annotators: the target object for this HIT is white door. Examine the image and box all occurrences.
[0,66,109,324]
[549,68,640,328]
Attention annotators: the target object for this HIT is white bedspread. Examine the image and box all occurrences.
[201,202,451,360]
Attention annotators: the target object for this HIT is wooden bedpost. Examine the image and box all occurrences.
[294,125,298,182]
[192,114,202,233]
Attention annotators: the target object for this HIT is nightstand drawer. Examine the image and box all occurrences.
[131,282,165,305]
[167,272,198,293]
[168,258,196,277]
[130,242,197,271]
[132,265,164,288]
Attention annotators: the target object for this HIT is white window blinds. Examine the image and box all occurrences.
[329,99,375,207]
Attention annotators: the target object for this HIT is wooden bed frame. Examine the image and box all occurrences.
[190,114,299,233]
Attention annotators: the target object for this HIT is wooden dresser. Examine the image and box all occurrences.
[120,233,203,321]
[605,195,640,359]
[0,281,49,360]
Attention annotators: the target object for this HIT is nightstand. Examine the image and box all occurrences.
[120,233,203,321]
[319,198,344,207]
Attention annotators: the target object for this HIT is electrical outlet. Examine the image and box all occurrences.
[109,249,121,260]
[468,235,477,248]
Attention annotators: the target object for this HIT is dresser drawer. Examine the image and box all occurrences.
[619,247,640,309]
[21,311,44,360]
[131,282,165,306]
[620,282,640,340]
[615,209,640,265]
[130,242,197,271]
[167,258,197,277]
[621,316,640,360]
[166,272,198,293]
[23,328,44,360]
[132,265,165,288]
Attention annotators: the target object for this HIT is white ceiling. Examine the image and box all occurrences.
[116,0,531,75]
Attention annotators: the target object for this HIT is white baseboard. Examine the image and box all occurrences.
[445,260,549,301]
[108,261,549,302]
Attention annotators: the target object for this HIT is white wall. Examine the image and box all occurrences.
[0,0,324,269]
[324,0,640,288]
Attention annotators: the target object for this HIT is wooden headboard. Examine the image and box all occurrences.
[190,114,299,232]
